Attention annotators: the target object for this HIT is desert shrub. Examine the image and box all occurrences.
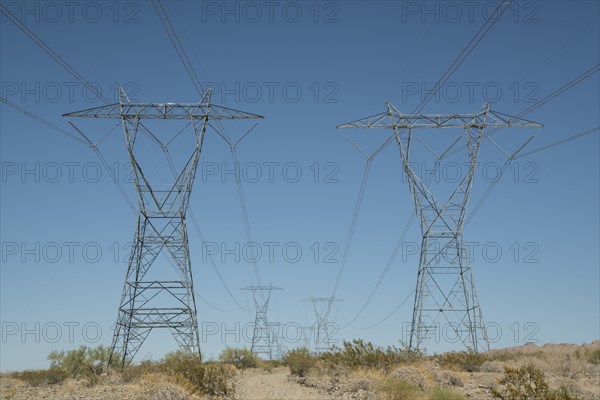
[585,347,600,365]
[122,359,160,383]
[379,377,420,400]
[321,339,422,372]
[548,387,584,400]
[389,366,430,391]
[491,363,549,399]
[12,368,67,386]
[283,348,315,377]
[428,388,465,400]
[150,351,235,397]
[47,345,109,386]
[200,362,236,397]
[543,353,592,379]
[135,373,191,400]
[257,359,280,373]
[491,364,582,400]
[163,351,204,394]
[123,351,235,397]
[218,347,258,369]
[435,351,487,372]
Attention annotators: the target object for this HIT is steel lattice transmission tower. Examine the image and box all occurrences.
[241,285,282,359]
[303,297,340,353]
[338,103,542,353]
[65,90,263,368]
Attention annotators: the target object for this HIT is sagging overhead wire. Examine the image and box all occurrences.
[0,99,238,312]
[356,124,598,330]
[446,64,600,159]
[0,3,108,104]
[0,97,89,146]
[151,0,205,97]
[207,121,263,286]
[152,0,265,290]
[2,8,240,313]
[516,126,600,159]
[336,0,514,324]
[456,65,600,225]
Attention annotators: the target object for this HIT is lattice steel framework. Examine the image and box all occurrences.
[241,285,282,358]
[303,297,340,353]
[338,103,542,352]
[64,90,263,369]
[266,322,283,360]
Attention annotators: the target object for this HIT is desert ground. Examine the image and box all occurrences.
[1,341,598,400]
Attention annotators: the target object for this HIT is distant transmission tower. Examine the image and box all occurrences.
[266,322,283,360]
[241,285,282,358]
[303,297,341,352]
[65,89,263,369]
[339,103,541,352]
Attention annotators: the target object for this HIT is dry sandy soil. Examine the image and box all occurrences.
[1,368,332,400]
[1,342,599,400]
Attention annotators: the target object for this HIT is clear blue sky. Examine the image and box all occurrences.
[1,1,599,371]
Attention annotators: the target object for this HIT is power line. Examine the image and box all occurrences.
[345,62,600,329]
[410,0,514,116]
[151,0,205,97]
[2,8,240,313]
[0,3,108,104]
[151,1,265,287]
[518,16,599,83]
[1,99,239,313]
[356,124,599,330]
[446,64,599,158]
[336,0,514,322]
[0,97,88,145]
[516,126,600,159]
[331,160,372,297]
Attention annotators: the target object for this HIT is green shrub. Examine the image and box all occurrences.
[283,348,315,377]
[435,351,487,372]
[491,363,549,400]
[150,350,235,397]
[491,364,582,400]
[321,339,422,372]
[379,377,419,400]
[200,362,236,397]
[12,368,67,386]
[428,387,465,400]
[218,347,259,369]
[47,345,110,386]
[122,359,159,383]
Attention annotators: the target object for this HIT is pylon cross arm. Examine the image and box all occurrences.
[337,108,542,130]
[63,102,264,120]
